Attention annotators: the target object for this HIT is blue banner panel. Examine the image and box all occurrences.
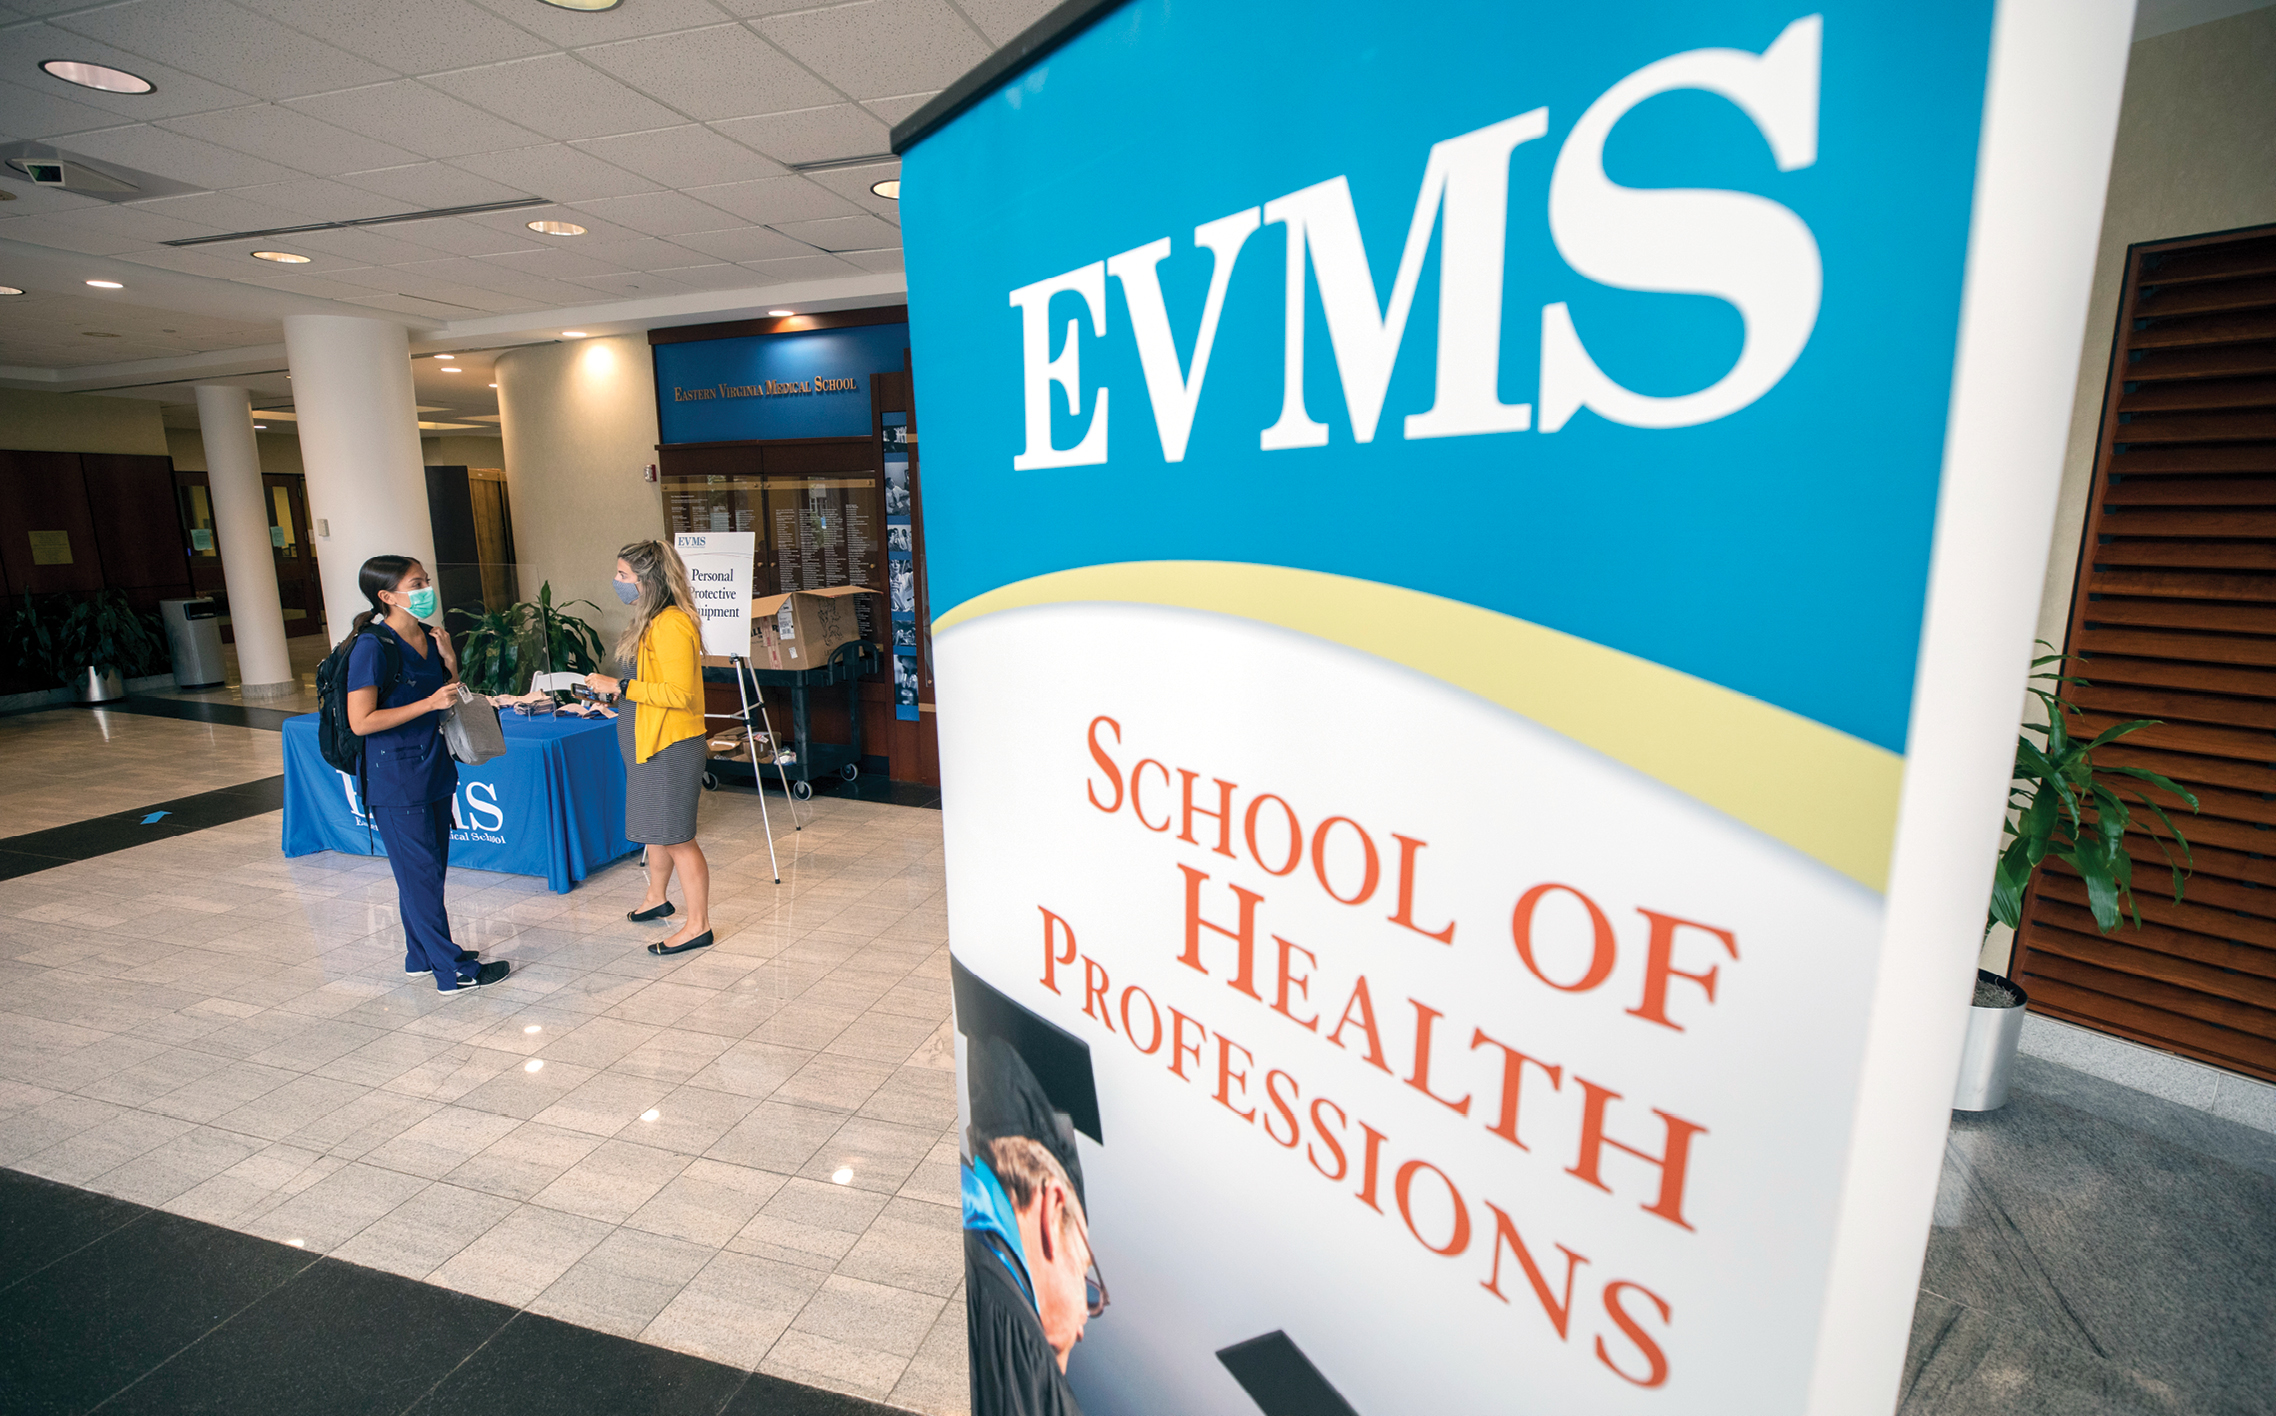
[890,1,2128,1412]
[654,324,909,444]
[280,713,635,894]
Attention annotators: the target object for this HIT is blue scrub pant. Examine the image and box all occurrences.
[374,799,470,990]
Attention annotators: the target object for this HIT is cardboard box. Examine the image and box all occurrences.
[751,584,878,670]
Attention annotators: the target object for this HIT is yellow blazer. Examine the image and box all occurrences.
[626,606,705,764]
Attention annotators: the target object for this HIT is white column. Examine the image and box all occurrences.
[282,315,437,644]
[192,384,297,698]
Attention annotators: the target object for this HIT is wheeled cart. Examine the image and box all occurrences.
[701,640,882,800]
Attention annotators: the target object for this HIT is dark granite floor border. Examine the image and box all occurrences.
[0,1166,899,1416]
[0,776,286,882]
[0,695,298,731]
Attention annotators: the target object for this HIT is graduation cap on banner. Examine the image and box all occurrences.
[952,956,1101,1205]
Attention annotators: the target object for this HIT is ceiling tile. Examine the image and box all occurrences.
[562,269,700,299]
[709,0,833,16]
[334,161,533,208]
[571,125,785,189]
[446,143,660,202]
[668,224,816,262]
[0,77,136,139]
[159,104,426,177]
[422,53,686,143]
[575,24,841,122]
[463,0,737,45]
[477,246,632,280]
[228,0,558,74]
[286,224,462,264]
[646,261,773,292]
[108,245,260,279]
[835,245,902,274]
[43,123,305,190]
[287,81,548,160]
[756,0,988,100]
[52,0,395,103]
[558,234,700,269]
[225,176,409,221]
[735,251,858,283]
[128,190,322,235]
[709,104,889,165]
[683,173,857,225]
[341,289,483,320]
[0,24,259,122]
[231,271,388,299]
[951,0,1061,46]
[0,210,176,255]
[566,190,746,237]
[769,212,899,252]
[366,216,551,259]
[860,91,937,125]
[460,202,648,244]
[0,180,109,217]
[800,158,901,221]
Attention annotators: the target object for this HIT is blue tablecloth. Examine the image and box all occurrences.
[281,711,636,893]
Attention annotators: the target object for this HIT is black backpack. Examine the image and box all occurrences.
[315,624,401,775]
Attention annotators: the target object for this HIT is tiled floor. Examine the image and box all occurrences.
[0,706,967,1411]
[5,703,2272,1415]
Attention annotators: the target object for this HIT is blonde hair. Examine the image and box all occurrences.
[611,539,699,665]
[988,1135,1081,1242]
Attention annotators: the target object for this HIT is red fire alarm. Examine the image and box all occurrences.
[642,463,658,483]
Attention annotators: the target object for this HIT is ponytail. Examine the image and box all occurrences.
[351,554,418,637]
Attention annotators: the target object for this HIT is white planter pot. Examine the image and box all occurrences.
[71,666,125,704]
[1953,969,2028,1112]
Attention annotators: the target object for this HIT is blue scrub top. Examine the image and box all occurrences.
[348,622,460,808]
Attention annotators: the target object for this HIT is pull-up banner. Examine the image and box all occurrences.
[895,2,2132,1411]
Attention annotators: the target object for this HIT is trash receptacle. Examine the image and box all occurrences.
[160,598,226,689]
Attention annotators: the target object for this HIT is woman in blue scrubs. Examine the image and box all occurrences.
[343,555,511,996]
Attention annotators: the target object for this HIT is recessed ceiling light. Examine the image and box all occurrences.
[41,60,153,94]
[528,220,586,236]
[0,286,22,297]
[434,353,454,359]
[871,179,899,200]
[561,330,587,338]
[441,367,462,373]
[252,250,309,264]
[767,310,794,317]
[536,0,621,11]
[253,424,267,429]
[85,279,123,289]
[489,383,498,388]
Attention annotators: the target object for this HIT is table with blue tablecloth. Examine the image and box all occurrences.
[281,711,636,893]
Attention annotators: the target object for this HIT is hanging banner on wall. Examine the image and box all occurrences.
[672,531,755,657]
[896,1,2132,1412]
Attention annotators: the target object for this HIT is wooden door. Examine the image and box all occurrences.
[2011,223,2276,1084]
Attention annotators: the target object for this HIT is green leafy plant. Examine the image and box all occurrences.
[451,581,606,694]
[5,592,65,692]
[1988,645,2198,937]
[56,590,167,680]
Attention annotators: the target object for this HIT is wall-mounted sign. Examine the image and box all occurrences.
[897,1,2132,1413]
[28,529,71,565]
[653,323,909,444]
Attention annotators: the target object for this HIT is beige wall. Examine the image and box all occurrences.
[166,426,308,477]
[420,434,505,468]
[494,334,662,649]
[2032,7,2276,650]
[0,389,167,455]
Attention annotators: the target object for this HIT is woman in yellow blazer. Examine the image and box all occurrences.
[585,539,714,955]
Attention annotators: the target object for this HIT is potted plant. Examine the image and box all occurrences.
[1958,646,2198,1110]
[5,592,65,696]
[57,590,166,704]
[451,581,607,695]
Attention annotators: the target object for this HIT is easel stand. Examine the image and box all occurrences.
[718,656,804,884]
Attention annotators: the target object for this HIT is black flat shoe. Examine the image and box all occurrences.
[648,932,712,956]
[628,901,676,922]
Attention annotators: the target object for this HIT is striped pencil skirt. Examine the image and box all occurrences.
[617,702,706,846]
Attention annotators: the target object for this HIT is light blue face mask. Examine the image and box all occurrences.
[613,579,640,605]
[403,587,438,619]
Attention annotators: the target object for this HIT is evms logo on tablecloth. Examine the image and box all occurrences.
[337,773,507,845]
[900,2,2131,1414]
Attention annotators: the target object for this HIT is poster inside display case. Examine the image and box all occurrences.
[661,469,886,646]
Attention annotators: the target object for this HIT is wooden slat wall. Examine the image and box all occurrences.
[2014,224,2276,1084]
